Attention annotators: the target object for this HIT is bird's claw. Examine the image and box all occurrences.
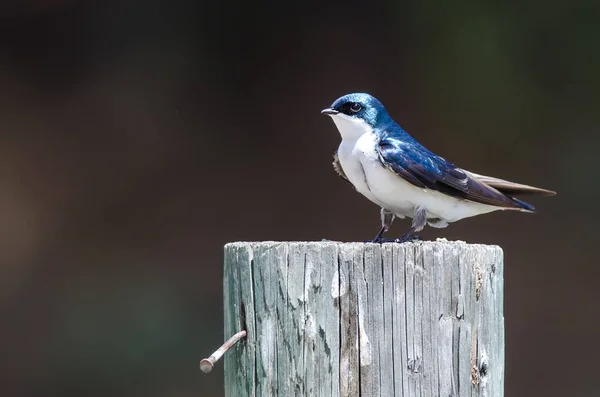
[393,234,422,243]
[368,235,422,244]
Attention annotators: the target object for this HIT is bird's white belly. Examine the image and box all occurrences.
[338,134,499,223]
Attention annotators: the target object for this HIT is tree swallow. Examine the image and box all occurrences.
[321,93,556,243]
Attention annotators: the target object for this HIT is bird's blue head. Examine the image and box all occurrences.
[321,93,393,141]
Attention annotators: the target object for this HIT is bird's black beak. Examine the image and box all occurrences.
[321,108,338,115]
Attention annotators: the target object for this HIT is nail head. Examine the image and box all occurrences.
[200,359,214,373]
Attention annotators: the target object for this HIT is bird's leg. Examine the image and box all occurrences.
[394,207,427,243]
[369,209,395,243]
[370,226,387,243]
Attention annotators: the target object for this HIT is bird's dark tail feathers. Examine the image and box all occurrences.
[511,197,536,212]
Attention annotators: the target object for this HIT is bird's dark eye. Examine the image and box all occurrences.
[350,103,362,113]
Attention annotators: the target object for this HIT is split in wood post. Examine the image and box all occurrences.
[222,241,505,397]
[200,330,247,373]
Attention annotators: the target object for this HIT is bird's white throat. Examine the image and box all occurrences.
[330,114,372,142]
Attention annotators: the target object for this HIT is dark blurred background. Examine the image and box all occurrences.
[0,1,598,396]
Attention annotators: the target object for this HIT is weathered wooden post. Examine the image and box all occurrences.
[223,240,504,397]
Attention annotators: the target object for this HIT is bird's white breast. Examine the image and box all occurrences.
[334,118,389,210]
[335,122,499,223]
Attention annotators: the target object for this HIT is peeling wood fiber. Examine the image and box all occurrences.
[223,241,504,397]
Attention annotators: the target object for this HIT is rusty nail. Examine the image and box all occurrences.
[200,330,247,373]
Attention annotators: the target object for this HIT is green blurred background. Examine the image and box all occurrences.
[0,1,598,396]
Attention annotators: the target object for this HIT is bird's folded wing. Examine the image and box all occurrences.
[377,136,531,210]
[464,171,556,196]
[332,151,350,183]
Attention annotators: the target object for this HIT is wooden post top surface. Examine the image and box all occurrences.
[224,238,501,249]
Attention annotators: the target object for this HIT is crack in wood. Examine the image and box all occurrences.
[223,241,504,397]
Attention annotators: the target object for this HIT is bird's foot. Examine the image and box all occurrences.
[367,235,422,244]
[393,234,422,243]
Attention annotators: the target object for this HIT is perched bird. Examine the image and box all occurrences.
[321,93,556,243]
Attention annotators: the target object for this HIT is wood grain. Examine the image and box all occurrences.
[223,240,504,397]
